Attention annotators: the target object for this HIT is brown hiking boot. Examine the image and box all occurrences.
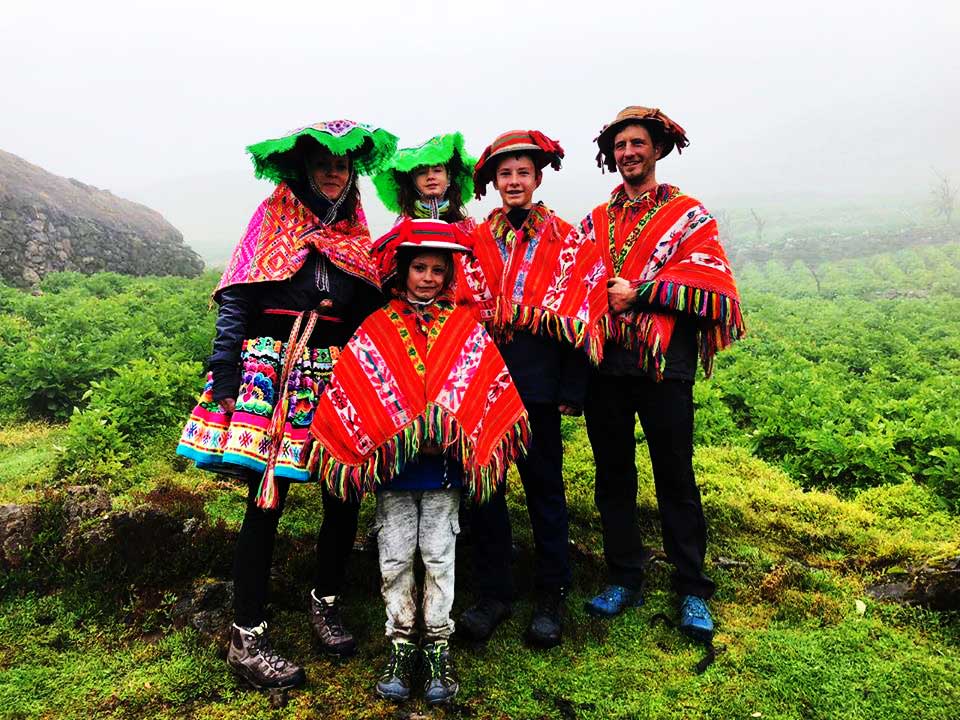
[226,622,306,690]
[308,590,357,657]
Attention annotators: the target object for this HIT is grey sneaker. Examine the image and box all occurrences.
[421,640,460,705]
[375,639,419,702]
[309,591,357,657]
[226,622,306,690]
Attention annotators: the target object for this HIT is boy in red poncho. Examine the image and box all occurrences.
[454,130,607,648]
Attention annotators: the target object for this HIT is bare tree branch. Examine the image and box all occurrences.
[931,167,956,225]
[750,208,766,242]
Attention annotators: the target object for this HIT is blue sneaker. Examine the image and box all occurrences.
[585,585,643,617]
[679,595,714,641]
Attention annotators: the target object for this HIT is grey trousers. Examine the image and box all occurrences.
[376,488,460,641]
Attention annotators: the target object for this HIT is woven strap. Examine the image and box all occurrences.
[255,310,319,509]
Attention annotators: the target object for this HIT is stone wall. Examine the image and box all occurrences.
[0,149,203,288]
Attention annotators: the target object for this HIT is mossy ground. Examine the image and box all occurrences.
[1,420,958,719]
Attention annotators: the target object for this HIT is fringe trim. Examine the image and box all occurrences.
[600,280,745,379]
[374,131,477,213]
[310,403,530,503]
[494,298,602,365]
[246,126,398,182]
[393,133,477,174]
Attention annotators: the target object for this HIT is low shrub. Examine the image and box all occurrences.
[85,358,204,449]
[56,406,131,487]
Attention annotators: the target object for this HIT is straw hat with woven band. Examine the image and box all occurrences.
[594,107,689,173]
[472,130,564,199]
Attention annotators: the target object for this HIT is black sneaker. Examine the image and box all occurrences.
[309,591,357,657]
[421,640,460,705]
[525,591,564,649]
[375,639,418,702]
[457,597,512,642]
[226,622,306,690]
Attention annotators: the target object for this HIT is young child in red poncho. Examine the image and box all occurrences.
[307,218,529,706]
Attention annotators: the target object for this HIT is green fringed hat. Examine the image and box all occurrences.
[246,119,399,183]
[372,132,476,215]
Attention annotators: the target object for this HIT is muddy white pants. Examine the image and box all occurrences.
[376,488,460,641]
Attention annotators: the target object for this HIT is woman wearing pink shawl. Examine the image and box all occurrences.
[177,119,396,691]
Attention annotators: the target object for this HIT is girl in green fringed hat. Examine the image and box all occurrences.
[176,119,397,692]
[373,132,477,228]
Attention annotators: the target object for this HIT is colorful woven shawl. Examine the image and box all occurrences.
[215,182,380,298]
[583,184,744,378]
[455,203,607,361]
[307,296,529,502]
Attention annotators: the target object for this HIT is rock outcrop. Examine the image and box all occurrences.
[0,149,203,288]
[0,503,35,569]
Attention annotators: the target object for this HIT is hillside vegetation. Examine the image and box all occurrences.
[1,226,959,719]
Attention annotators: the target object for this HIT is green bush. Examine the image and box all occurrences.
[0,272,216,421]
[709,287,960,508]
[85,358,204,449]
[57,406,131,487]
[55,357,205,486]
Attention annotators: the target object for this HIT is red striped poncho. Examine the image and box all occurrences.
[454,203,608,362]
[582,184,745,378]
[307,296,529,501]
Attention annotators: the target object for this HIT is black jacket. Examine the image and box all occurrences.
[597,294,699,381]
[498,330,590,409]
[209,252,382,401]
[208,183,382,401]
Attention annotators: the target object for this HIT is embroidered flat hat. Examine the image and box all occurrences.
[373,218,471,282]
[594,107,689,172]
[472,130,564,199]
[246,119,399,184]
[373,132,477,215]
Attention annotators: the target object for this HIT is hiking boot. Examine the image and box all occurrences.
[308,590,357,657]
[421,640,460,705]
[226,622,306,690]
[679,595,715,642]
[457,597,512,642]
[375,639,419,702]
[585,584,644,617]
[525,591,565,648]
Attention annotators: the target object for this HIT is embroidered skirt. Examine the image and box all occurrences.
[177,336,340,482]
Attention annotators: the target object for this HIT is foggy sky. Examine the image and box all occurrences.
[3,0,958,263]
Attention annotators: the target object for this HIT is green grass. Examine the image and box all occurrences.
[0,423,64,504]
[1,421,959,719]
[1,585,957,719]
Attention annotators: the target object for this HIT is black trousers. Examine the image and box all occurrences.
[584,372,714,599]
[232,477,360,627]
[469,402,571,600]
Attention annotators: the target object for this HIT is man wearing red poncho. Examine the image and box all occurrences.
[578,107,745,640]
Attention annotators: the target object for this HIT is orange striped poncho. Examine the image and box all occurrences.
[307,296,529,501]
[454,202,608,362]
[581,184,744,378]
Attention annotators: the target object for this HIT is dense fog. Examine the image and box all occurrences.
[2,0,957,264]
